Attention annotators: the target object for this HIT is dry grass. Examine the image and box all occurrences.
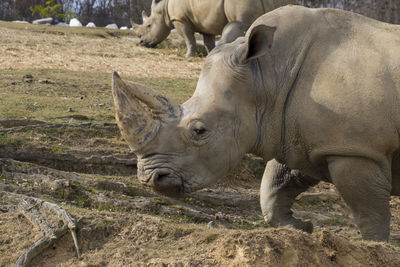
[0,21,204,79]
[0,22,200,122]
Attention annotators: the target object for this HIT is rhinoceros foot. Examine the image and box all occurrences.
[265,215,313,233]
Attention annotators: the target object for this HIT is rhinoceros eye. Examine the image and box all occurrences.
[188,120,210,145]
[193,127,206,135]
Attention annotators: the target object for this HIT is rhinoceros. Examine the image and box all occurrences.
[113,5,400,241]
[218,21,249,45]
[132,0,294,57]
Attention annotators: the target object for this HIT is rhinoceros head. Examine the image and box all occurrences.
[113,25,276,196]
[133,0,171,48]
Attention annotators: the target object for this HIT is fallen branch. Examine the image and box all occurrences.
[0,192,80,267]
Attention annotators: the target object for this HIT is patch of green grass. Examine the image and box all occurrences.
[52,188,67,199]
[3,199,19,206]
[0,133,26,149]
[295,199,315,210]
[50,145,64,154]
[318,216,350,227]
[0,69,196,123]
[0,173,13,183]
[151,198,170,206]
[75,196,92,208]
[171,205,185,211]
[84,187,98,195]
[205,233,219,244]
[391,240,400,247]
[103,219,115,226]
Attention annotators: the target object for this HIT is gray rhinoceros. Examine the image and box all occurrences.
[218,21,249,45]
[133,0,294,57]
[113,5,400,241]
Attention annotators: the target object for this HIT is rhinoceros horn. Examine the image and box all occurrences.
[141,10,149,23]
[112,72,180,151]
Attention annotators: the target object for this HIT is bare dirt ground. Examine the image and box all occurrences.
[1,22,400,267]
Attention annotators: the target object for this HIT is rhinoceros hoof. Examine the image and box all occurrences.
[266,215,314,233]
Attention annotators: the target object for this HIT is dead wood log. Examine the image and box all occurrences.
[0,191,80,267]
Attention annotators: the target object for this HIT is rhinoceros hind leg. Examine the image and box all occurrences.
[202,34,215,54]
[260,159,318,233]
[173,21,196,57]
[327,156,391,241]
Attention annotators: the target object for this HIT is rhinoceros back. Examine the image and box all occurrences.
[167,0,294,36]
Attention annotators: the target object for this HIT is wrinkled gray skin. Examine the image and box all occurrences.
[133,0,294,57]
[218,21,249,45]
[113,5,400,242]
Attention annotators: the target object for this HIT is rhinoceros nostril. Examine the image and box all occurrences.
[154,173,169,186]
[148,170,170,186]
[145,170,182,196]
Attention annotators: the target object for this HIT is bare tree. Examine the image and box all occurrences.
[0,0,399,26]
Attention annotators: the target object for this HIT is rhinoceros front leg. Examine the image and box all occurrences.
[202,33,215,54]
[173,21,196,57]
[327,156,391,241]
[260,159,318,233]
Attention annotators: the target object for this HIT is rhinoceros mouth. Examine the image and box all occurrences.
[145,169,185,197]
[139,40,157,48]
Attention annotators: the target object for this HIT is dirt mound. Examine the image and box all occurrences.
[28,215,400,267]
[2,155,400,266]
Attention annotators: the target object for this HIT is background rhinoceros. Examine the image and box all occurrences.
[114,5,400,242]
[132,0,295,56]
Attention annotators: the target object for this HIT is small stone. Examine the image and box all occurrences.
[23,74,33,83]
[207,221,216,228]
[38,79,55,84]
[105,23,118,29]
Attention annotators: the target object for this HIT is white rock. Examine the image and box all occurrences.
[69,18,82,27]
[207,221,216,228]
[32,17,53,25]
[86,22,96,28]
[105,23,118,29]
[56,22,68,26]
[120,26,128,30]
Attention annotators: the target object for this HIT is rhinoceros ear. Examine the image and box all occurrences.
[239,25,276,64]
[112,72,181,151]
